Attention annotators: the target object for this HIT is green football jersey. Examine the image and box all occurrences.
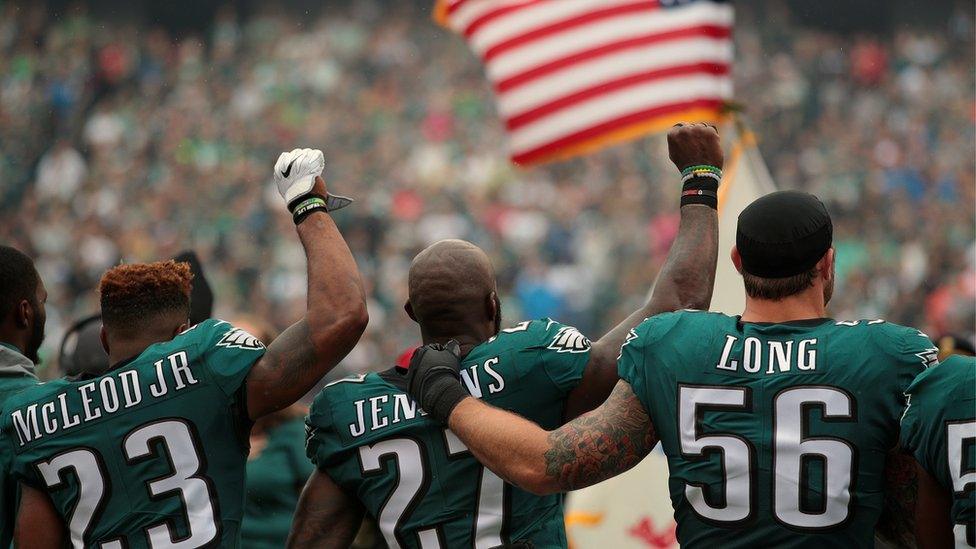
[306,319,591,549]
[0,370,38,548]
[900,355,976,547]
[0,319,265,549]
[617,311,938,548]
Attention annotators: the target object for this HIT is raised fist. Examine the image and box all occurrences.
[274,148,325,207]
[667,123,723,172]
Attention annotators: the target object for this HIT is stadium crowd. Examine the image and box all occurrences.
[0,0,973,381]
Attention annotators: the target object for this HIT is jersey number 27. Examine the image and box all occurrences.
[358,428,505,549]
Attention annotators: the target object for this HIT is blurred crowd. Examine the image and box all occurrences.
[0,1,973,381]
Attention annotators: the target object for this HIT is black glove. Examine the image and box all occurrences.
[405,341,467,423]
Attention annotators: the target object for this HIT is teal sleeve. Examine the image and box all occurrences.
[535,319,592,394]
[899,371,934,464]
[616,323,651,415]
[616,313,684,416]
[305,391,337,469]
[198,319,266,397]
[887,325,938,389]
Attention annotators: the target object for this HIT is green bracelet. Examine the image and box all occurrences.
[681,164,722,177]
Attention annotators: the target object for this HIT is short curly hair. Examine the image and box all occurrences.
[0,246,39,318]
[98,260,193,332]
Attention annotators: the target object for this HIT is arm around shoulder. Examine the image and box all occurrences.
[448,379,656,495]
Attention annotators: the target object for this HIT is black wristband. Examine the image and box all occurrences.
[681,176,719,209]
[422,375,470,423]
[289,194,328,225]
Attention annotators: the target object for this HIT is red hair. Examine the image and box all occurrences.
[98,260,193,331]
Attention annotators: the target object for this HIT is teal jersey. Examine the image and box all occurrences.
[900,355,976,547]
[0,319,265,549]
[617,311,938,548]
[241,416,314,549]
[306,319,591,549]
[0,372,38,548]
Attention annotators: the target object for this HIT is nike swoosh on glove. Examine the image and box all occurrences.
[274,148,325,207]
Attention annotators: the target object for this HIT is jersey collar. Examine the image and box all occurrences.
[0,341,22,354]
[736,316,833,328]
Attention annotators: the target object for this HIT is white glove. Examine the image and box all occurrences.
[274,148,325,207]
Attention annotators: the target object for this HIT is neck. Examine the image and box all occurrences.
[740,291,827,323]
[420,326,492,358]
[0,327,27,356]
[108,333,170,365]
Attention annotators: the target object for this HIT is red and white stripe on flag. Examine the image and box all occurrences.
[435,0,733,166]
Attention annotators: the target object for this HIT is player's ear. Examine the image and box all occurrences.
[99,325,110,354]
[404,301,418,323]
[486,291,499,322]
[730,246,744,275]
[172,322,188,339]
[14,299,30,329]
[817,248,834,276]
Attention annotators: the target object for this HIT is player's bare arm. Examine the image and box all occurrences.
[451,381,652,495]
[246,150,368,420]
[566,123,721,418]
[406,343,655,495]
[14,483,65,548]
[877,447,921,548]
[910,460,954,549]
[877,448,953,549]
[287,469,365,548]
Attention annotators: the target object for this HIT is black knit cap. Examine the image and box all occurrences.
[736,191,832,278]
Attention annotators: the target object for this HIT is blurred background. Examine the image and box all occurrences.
[0,0,973,382]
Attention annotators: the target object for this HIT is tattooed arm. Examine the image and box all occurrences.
[447,380,656,495]
[246,176,368,420]
[287,469,365,548]
[877,448,919,548]
[877,448,953,549]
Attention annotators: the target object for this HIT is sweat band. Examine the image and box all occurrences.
[290,195,328,225]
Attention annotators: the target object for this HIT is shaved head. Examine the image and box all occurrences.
[407,240,500,340]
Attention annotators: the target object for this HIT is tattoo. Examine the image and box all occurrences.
[876,447,918,547]
[247,320,319,419]
[544,381,656,491]
[263,320,318,386]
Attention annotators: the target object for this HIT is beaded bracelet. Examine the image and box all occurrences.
[680,165,722,209]
[680,164,723,177]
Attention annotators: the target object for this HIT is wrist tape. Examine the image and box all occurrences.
[289,195,328,224]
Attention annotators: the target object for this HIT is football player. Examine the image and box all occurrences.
[0,246,46,547]
[898,354,975,547]
[289,123,722,548]
[406,190,940,548]
[5,148,368,548]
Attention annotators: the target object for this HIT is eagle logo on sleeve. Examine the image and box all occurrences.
[548,326,591,354]
[216,328,265,350]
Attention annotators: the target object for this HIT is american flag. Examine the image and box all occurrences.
[435,0,733,166]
